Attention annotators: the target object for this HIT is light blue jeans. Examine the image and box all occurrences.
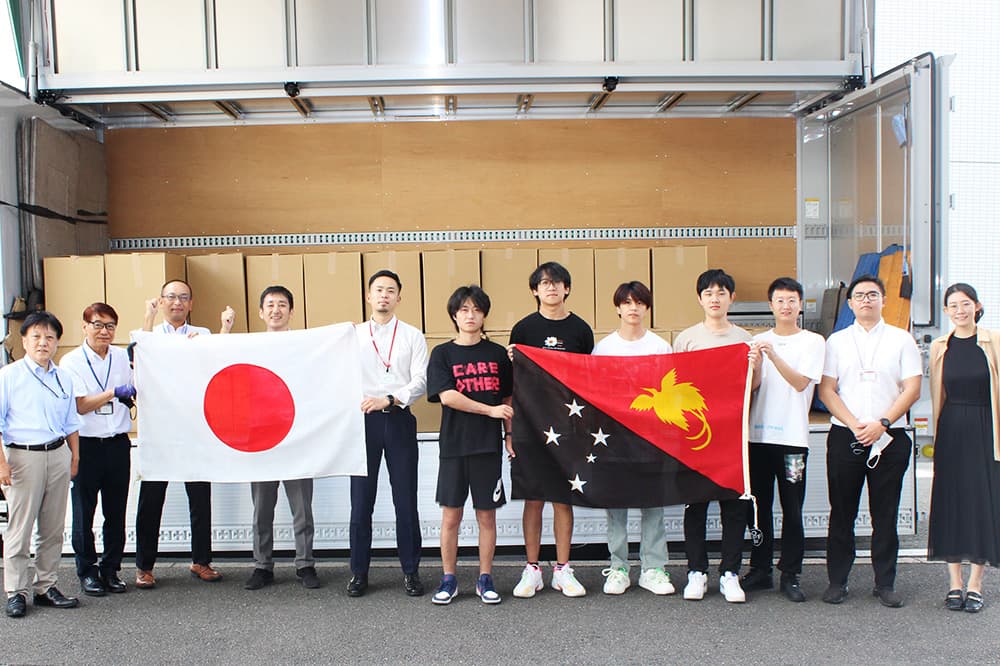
[606,507,669,571]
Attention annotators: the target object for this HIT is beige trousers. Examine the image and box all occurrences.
[2,445,71,597]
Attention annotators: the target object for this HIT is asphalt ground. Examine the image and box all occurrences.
[3,460,999,665]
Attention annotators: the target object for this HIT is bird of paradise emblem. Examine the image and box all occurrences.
[629,369,712,450]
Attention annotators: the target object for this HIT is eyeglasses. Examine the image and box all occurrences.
[161,293,192,302]
[772,298,800,307]
[538,279,563,288]
[88,321,117,332]
[851,291,882,302]
[945,300,976,312]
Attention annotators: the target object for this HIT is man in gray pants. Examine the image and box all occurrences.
[244,286,319,590]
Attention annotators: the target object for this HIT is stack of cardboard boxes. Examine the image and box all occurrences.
[41,246,709,432]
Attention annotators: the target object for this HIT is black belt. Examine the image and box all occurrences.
[377,405,411,415]
[80,433,130,443]
[6,437,65,451]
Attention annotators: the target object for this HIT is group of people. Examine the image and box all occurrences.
[1,261,997,618]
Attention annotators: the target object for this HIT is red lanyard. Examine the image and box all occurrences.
[369,319,399,372]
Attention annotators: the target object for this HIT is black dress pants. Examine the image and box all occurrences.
[71,433,131,578]
[135,479,213,569]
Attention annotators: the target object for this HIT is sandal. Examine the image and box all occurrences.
[945,589,965,611]
[965,590,984,613]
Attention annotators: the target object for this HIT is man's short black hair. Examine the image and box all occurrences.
[847,274,885,297]
[529,262,572,292]
[446,285,491,332]
[612,281,653,309]
[767,277,804,300]
[21,311,63,339]
[369,269,402,290]
[259,285,294,310]
[160,279,193,298]
[696,269,736,295]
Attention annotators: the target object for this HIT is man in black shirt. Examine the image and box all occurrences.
[426,286,513,605]
[509,262,594,598]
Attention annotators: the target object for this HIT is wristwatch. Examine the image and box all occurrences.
[879,418,891,429]
[386,394,395,409]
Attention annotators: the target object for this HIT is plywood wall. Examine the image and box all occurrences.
[104,118,796,300]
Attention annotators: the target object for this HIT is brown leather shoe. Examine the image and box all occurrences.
[135,569,156,589]
[190,564,223,582]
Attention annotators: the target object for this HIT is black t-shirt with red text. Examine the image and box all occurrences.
[427,339,513,457]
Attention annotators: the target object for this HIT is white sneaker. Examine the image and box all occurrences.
[551,565,587,597]
[512,564,543,598]
[720,571,746,603]
[683,570,708,600]
[601,567,630,595]
[638,567,676,595]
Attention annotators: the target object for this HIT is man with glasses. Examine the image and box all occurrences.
[61,304,136,597]
[133,279,235,589]
[1,312,81,618]
[818,274,921,608]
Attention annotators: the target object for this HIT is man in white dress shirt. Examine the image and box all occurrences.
[818,274,921,608]
[348,270,428,598]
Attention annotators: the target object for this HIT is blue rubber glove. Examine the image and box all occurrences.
[114,384,136,400]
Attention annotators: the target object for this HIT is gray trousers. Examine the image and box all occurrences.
[250,479,315,571]
[3,445,71,597]
[607,507,669,571]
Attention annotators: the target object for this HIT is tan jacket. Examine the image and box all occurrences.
[929,328,1000,461]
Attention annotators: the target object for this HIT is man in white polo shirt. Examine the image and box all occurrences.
[818,274,921,608]
[133,279,234,589]
[61,303,136,597]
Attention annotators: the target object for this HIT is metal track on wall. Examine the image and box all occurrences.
[110,225,795,251]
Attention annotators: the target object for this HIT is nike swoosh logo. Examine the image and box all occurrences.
[492,479,503,503]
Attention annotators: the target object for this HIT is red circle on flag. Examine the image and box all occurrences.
[203,364,295,453]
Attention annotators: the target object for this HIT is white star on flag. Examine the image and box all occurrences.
[564,399,585,417]
[544,427,562,445]
[568,474,588,493]
[586,454,597,463]
[591,428,610,447]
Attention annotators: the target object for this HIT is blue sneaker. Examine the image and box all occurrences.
[432,574,458,605]
[476,573,501,604]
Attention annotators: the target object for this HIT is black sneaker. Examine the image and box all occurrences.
[740,567,773,591]
[873,587,903,608]
[244,568,274,591]
[780,574,806,602]
[296,566,321,589]
[822,583,849,604]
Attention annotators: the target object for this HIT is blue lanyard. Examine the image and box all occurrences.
[24,362,67,399]
[84,344,112,391]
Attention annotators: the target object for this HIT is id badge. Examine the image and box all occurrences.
[859,370,877,383]
[377,370,395,386]
[96,402,114,415]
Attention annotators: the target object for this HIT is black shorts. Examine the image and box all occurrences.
[436,452,506,510]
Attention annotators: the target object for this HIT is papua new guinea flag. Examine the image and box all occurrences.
[510,343,752,508]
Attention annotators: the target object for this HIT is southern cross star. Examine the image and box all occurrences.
[564,399,584,417]
[591,428,610,447]
[586,453,597,463]
[543,427,562,445]
[568,474,587,493]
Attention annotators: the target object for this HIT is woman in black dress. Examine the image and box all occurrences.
[928,283,1000,613]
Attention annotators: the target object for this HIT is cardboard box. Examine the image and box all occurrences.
[362,251,422,328]
[303,252,364,328]
[43,255,106,346]
[186,253,248,334]
[410,335,451,432]
[104,253,186,343]
[245,254,304,332]
[651,246,709,331]
[537,248,596,329]
[421,250,481,334]
[480,249,538,332]
[593,248,650,331]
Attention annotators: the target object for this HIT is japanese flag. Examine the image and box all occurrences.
[133,323,365,482]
